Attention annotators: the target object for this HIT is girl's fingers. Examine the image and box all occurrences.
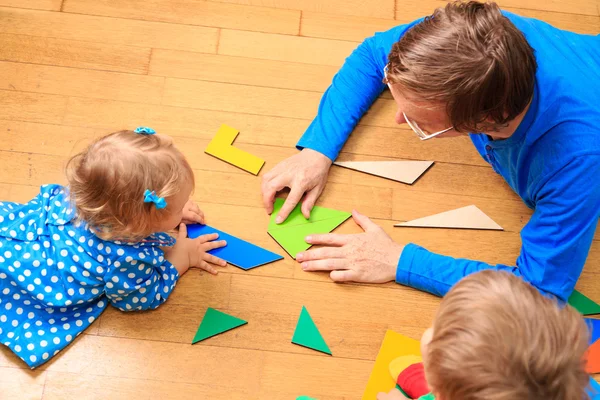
[203,240,227,251]
[195,233,219,243]
[200,261,218,275]
[204,254,227,267]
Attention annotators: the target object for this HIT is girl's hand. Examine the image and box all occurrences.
[376,389,410,400]
[181,199,205,225]
[164,224,227,276]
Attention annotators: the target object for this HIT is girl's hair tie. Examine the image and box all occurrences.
[134,126,156,135]
[143,189,167,209]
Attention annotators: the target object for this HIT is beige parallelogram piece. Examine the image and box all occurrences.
[333,160,434,185]
[394,205,503,231]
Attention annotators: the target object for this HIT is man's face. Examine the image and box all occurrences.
[387,83,465,139]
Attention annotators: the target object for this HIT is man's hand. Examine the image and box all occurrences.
[377,389,410,400]
[181,199,205,225]
[296,210,404,283]
[261,148,332,223]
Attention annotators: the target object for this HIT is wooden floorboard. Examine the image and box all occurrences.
[0,0,599,398]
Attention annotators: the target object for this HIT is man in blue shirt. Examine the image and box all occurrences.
[260,1,600,302]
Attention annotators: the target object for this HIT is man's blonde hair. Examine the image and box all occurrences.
[66,130,194,241]
[426,271,589,400]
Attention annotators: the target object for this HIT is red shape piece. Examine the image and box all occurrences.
[396,362,430,399]
[586,339,600,373]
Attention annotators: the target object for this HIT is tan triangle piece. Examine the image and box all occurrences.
[334,160,434,185]
[394,205,503,230]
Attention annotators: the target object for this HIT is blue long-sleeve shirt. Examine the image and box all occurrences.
[297,12,600,302]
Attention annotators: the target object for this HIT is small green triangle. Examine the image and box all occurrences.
[296,397,318,400]
[268,198,351,231]
[268,216,350,258]
[568,290,600,316]
[292,306,332,355]
[192,308,247,344]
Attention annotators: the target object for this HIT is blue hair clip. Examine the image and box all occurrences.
[143,189,167,210]
[134,126,156,135]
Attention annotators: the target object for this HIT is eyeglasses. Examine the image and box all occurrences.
[384,65,454,141]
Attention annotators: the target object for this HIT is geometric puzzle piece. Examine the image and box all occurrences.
[586,318,600,346]
[389,355,423,382]
[291,306,332,355]
[268,218,350,259]
[362,330,422,400]
[334,160,434,185]
[268,198,351,259]
[394,205,503,231]
[187,224,283,270]
[268,197,352,231]
[569,290,600,316]
[587,339,600,373]
[192,308,247,344]
[205,124,265,175]
[587,377,600,398]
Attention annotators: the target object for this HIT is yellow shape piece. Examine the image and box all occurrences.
[362,330,422,400]
[205,124,265,175]
[389,355,423,382]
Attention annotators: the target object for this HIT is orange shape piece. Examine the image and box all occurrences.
[586,339,600,373]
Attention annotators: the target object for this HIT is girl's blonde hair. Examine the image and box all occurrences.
[66,130,195,241]
[426,271,590,400]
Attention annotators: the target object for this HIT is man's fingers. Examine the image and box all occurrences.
[352,209,378,232]
[276,187,304,224]
[330,269,358,282]
[297,246,344,262]
[301,258,346,272]
[304,233,348,247]
[261,175,286,214]
[301,187,320,219]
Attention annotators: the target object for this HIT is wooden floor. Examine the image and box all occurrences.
[1,0,599,399]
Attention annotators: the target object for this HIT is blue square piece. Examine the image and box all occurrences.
[187,224,283,270]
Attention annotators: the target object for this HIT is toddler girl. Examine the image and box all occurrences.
[0,127,226,368]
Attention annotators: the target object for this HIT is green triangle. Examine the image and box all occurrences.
[192,308,247,344]
[292,306,332,355]
[268,216,350,258]
[568,290,600,315]
[268,198,351,231]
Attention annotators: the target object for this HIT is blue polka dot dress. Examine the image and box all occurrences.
[0,184,179,368]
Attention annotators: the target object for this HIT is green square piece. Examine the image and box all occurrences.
[192,308,247,344]
[291,306,332,355]
[268,198,351,259]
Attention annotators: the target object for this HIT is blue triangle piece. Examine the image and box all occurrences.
[586,377,600,399]
[187,224,283,270]
[585,318,600,346]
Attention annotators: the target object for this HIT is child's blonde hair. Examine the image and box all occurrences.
[426,271,589,400]
[66,130,194,241]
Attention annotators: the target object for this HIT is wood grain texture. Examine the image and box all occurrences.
[219,29,359,66]
[0,62,165,103]
[62,0,301,35]
[206,0,395,18]
[1,0,600,397]
[0,7,219,53]
[150,49,338,92]
[0,0,60,10]
[0,34,151,74]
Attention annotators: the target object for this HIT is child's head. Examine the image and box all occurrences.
[66,129,194,241]
[421,270,589,400]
